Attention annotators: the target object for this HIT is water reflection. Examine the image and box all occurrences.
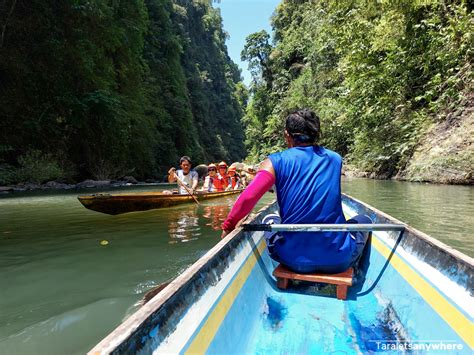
[166,200,233,243]
[168,208,201,243]
[0,188,247,355]
[202,203,231,230]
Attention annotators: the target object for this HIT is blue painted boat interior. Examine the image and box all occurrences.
[94,198,472,355]
[192,239,470,354]
[176,201,472,354]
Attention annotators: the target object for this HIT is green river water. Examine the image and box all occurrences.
[0,178,472,354]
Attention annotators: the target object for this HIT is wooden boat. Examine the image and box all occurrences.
[89,194,473,354]
[78,189,242,215]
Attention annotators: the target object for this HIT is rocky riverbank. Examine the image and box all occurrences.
[0,176,166,195]
[397,100,473,185]
[344,93,473,186]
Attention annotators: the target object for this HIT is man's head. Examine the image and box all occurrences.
[228,166,236,176]
[284,109,320,146]
[179,156,192,173]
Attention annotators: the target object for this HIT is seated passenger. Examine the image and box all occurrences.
[225,166,241,190]
[202,164,225,192]
[240,167,256,187]
[217,161,229,189]
[221,109,372,274]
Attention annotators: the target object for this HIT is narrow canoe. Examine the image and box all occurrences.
[89,194,473,354]
[78,189,242,215]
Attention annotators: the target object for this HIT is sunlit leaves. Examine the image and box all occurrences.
[240,0,471,177]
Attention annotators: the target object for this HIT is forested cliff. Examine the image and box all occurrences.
[1,0,472,186]
[242,0,472,184]
[0,0,245,184]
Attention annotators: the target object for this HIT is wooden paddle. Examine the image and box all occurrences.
[142,214,252,304]
[173,171,200,205]
[236,168,256,175]
[139,281,171,305]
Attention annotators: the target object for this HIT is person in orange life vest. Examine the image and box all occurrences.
[225,166,241,190]
[217,161,229,189]
[201,164,225,192]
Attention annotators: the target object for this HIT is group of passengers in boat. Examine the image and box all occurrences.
[167,158,244,194]
[202,161,241,192]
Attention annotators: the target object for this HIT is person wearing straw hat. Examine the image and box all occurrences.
[201,163,225,192]
[225,166,241,190]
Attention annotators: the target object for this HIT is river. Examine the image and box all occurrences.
[0,178,472,354]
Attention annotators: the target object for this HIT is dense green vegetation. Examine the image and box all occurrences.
[0,0,245,184]
[1,0,471,184]
[242,0,472,178]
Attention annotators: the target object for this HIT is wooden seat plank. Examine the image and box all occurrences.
[272,264,353,300]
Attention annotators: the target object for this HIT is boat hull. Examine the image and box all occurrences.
[78,189,242,215]
[89,194,473,354]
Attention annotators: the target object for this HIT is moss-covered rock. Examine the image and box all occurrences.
[398,101,473,185]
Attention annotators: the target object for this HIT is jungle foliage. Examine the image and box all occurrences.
[0,0,245,184]
[242,0,472,177]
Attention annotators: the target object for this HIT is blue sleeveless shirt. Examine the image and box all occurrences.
[268,145,353,273]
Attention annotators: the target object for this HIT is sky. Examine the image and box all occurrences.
[214,0,281,86]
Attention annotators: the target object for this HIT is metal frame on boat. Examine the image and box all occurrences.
[89,194,473,354]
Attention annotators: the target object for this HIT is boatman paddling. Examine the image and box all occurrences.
[168,156,199,195]
[221,109,372,274]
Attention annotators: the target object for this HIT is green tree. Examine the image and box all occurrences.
[0,0,246,184]
[240,0,472,178]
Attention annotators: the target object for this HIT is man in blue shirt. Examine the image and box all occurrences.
[221,109,371,274]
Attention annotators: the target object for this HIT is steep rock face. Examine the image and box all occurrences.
[400,98,473,185]
[0,0,246,184]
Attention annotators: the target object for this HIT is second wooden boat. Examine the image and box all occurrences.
[78,189,242,215]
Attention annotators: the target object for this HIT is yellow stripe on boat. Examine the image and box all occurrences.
[187,233,473,353]
[185,239,267,354]
[372,236,474,348]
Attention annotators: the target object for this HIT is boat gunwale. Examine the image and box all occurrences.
[87,200,274,355]
[78,189,243,201]
[342,193,474,267]
[89,194,473,354]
